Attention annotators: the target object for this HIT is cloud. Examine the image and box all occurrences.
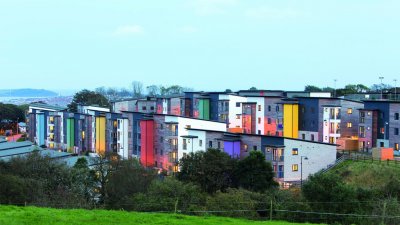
[180,25,199,33]
[112,25,143,36]
[245,7,302,20]
[189,0,238,15]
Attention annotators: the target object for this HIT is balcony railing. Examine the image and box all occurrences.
[273,156,284,162]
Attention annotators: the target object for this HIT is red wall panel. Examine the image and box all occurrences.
[140,120,154,167]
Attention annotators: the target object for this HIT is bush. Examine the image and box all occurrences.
[131,178,205,213]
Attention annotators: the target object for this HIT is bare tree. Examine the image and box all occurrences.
[131,81,144,98]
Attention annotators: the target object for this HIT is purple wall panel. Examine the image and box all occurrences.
[224,141,240,158]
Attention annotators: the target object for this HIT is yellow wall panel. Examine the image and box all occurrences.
[283,104,299,138]
[95,117,106,155]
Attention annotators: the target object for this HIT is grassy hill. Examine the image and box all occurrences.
[0,206,319,225]
[328,159,400,189]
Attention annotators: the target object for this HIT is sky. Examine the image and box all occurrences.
[1,0,400,94]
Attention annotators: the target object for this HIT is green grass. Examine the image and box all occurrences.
[0,206,317,225]
[329,160,400,189]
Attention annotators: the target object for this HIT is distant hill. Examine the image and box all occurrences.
[0,89,58,97]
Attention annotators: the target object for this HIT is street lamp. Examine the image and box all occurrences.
[334,79,337,97]
[384,122,389,143]
[379,76,384,100]
[300,156,309,187]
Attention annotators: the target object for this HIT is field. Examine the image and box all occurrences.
[0,206,319,225]
[329,159,400,189]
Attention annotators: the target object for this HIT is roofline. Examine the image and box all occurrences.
[186,128,338,146]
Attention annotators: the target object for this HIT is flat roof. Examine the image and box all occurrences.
[30,103,67,111]
[186,128,338,146]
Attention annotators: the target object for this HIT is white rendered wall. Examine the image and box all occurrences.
[283,139,336,182]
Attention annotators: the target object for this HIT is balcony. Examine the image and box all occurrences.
[273,156,284,162]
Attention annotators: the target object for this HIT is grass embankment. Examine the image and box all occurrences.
[0,206,319,225]
[329,159,400,189]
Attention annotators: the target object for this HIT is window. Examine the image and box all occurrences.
[302,134,305,140]
[160,137,164,142]
[142,106,147,110]
[236,102,241,107]
[268,105,271,111]
[243,144,248,152]
[268,118,271,124]
[381,127,385,134]
[292,164,299,172]
[217,141,221,149]
[258,130,261,135]
[258,117,261,124]
[199,140,203,147]
[292,148,298,155]
[395,143,399,151]
[395,113,400,120]
[209,141,213,148]
[347,122,353,128]
[183,139,187,150]
[150,106,154,110]
[258,105,262,111]
[276,106,280,112]
[236,115,241,119]
[395,128,399,136]
[311,134,315,141]
[253,146,257,150]
[359,126,366,138]
[347,108,353,114]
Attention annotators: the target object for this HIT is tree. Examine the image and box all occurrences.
[67,89,110,112]
[249,87,257,90]
[0,103,25,122]
[177,149,237,194]
[131,178,205,212]
[131,81,144,98]
[105,158,157,209]
[302,172,358,223]
[225,89,233,93]
[234,151,277,192]
[322,87,335,93]
[106,88,119,101]
[304,85,322,92]
[146,85,160,96]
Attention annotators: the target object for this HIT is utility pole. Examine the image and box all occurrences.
[379,76,384,100]
[394,79,398,101]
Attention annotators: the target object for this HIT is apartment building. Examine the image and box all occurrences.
[185,128,337,185]
[139,114,227,172]
[359,101,400,151]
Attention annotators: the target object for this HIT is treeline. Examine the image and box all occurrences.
[1,149,400,224]
[305,83,394,97]
[94,81,193,102]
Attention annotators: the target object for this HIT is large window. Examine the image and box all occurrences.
[395,113,400,120]
[292,164,299,172]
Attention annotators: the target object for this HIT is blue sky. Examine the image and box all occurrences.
[1,0,399,93]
